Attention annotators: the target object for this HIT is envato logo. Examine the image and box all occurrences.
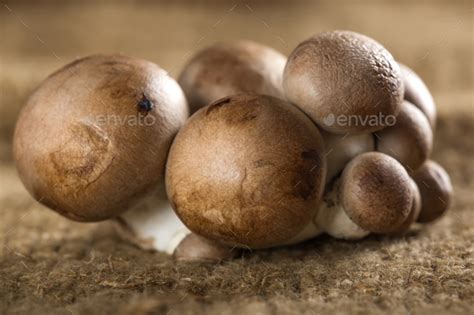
[84,113,156,127]
[323,113,396,127]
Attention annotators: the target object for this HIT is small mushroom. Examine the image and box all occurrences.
[321,130,374,184]
[179,40,286,113]
[317,152,413,236]
[174,234,241,262]
[399,63,437,128]
[166,94,327,249]
[412,160,453,223]
[13,54,189,242]
[374,101,433,172]
[283,30,403,134]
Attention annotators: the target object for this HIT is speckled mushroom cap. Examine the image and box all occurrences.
[412,160,453,223]
[283,30,403,134]
[178,40,287,113]
[340,152,412,233]
[165,94,326,249]
[13,54,189,222]
[399,63,437,128]
[375,101,433,172]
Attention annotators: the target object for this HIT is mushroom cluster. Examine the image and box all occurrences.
[13,32,453,262]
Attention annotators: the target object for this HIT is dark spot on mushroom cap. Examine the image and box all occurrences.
[137,94,154,113]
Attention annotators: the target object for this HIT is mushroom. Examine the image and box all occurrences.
[411,160,453,223]
[174,234,242,262]
[399,63,437,128]
[166,94,327,249]
[316,152,413,237]
[374,101,433,172]
[283,30,403,134]
[321,130,374,184]
[178,40,287,113]
[13,54,191,252]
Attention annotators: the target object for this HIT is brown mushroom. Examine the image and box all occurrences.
[374,101,433,172]
[174,234,241,262]
[13,54,189,222]
[283,30,403,134]
[165,94,327,249]
[412,160,453,223]
[339,152,412,233]
[399,63,437,128]
[179,40,286,113]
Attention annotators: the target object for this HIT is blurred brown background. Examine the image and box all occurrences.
[1,1,473,314]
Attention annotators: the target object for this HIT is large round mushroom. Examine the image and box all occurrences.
[166,94,327,249]
[178,40,286,113]
[13,54,189,222]
[283,30,403,134]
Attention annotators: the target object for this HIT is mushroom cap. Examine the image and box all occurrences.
[340,152,412,233]
[375,101,433,172]
[388,179,422,234]
[173,234,241,262]
[283,30,403,134]
[165,94,326,249]
[321,130,374,183]
[178,40,286,113]
[399,63,437,128]
[412,160,453,223]
[13,54,189,222]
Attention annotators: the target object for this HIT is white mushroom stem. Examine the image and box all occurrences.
[115,193,190,254]
[314,185,369,240]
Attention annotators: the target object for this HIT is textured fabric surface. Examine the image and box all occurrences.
[1,1,472,314]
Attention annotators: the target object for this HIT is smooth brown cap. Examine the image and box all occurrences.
[166,94,326,249]
[178,40,286,113]
[283,30,403,134]
[375,101,433,172]
[399,63,437,128]
[13,54,189,221]
[174,234,241,262]
[412,160,453,223]
[340,152,412,233]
